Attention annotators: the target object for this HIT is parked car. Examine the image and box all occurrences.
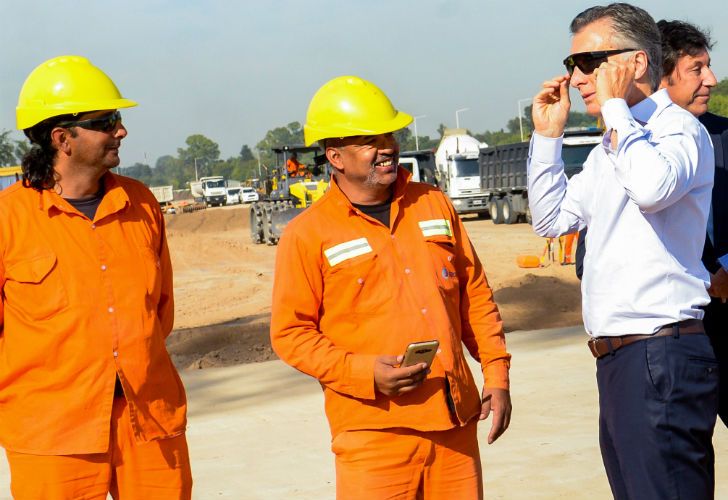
[240,187,260,203]
[226,187,242,205]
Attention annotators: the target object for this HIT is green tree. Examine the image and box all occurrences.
[709,78,728,117]
[14,137,30,163]
[240,144,255,161]
[122,163,153,185]
[255,122,305,166]
[154,155,187,189]
[0,131,17,166]
[177,134,220,178]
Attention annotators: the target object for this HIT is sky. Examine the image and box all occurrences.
[2,0,727,168]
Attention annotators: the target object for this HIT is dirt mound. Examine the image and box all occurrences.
[166,204,249,234]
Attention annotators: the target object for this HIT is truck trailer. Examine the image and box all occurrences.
[479,128,603,224]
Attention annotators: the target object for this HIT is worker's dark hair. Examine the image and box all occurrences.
[21,115,76,191]
[657,20,713,84]
[570,3,662,91]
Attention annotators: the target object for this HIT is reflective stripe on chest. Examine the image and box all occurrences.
[419,219,452,237]
[324,237,373,267]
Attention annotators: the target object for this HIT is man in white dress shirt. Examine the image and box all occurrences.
[527,3,718,499]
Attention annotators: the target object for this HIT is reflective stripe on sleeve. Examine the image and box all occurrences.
[419,219,452,237]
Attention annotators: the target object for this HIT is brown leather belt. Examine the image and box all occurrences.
[588,319,704,359]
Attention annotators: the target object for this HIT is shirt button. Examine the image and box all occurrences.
[113,351,118,358]
[108,307,114,313]
[421,308,427,315]
[101,265,107,271]
[91,224,96,229]
[404,268,411,274]
[357,278,364,285]
[447,256,453,262]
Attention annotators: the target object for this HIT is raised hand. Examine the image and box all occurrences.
[594,57,636,106]
[532,74,571,138]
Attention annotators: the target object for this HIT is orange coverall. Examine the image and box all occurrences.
[0,174,190,497]
[271,168,510,498]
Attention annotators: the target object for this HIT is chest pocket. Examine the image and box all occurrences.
[323,242,389,313]
[4,253,69,321]
[425,235,460,295]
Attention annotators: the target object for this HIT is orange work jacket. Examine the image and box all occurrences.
[271,169,510,438]
[0,173,186,454]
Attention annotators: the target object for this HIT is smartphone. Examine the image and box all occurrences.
[401,340,439,368]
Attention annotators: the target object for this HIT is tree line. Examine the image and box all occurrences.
[1,78,727,189]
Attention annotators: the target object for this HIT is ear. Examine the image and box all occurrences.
[326,146,345,173]
[633,51,649,82]
[50,127,72,156]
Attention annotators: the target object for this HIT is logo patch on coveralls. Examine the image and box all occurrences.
[419,219,452,238]
[324,238,373,267]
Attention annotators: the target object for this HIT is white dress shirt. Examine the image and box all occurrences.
[528,89,714,336]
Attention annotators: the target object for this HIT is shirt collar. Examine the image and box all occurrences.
[629,88,672,126]
[39,172,130,220]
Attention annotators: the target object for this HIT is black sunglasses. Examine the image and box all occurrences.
[562,48,636,76]
[58,111,122,132]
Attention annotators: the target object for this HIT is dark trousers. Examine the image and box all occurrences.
[596,331,719,500]
[704,297,728,427]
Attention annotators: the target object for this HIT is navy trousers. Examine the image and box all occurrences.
[704,297,728,427]
[596,331,719,500]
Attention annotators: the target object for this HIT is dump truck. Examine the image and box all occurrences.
[190,176,227,207]
[149,185,174,213]
[249,145,329,245]
[479,128,603,224]
[434,129,489,216]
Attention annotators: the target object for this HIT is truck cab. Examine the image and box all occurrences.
[434,129,489,216]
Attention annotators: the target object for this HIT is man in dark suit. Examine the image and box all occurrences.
[576,19,727,424]
[655,20,727,426]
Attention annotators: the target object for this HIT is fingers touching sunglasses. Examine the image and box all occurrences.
[562,48,636,76]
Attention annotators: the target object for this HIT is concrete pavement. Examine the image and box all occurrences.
[1,326,727,498]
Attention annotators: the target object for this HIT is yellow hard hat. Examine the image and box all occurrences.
[16,55,137,130]
[304,76,413,146]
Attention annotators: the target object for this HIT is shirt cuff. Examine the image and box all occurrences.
[482,360,510,390]
[718,254,728,271]
[601,98,640,134]
[529,133,563,164]
[344,353,379,400]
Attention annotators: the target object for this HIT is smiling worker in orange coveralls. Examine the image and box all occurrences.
[270,75,512,499]
[0,55,191,499]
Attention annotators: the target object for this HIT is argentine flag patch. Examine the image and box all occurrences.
[324,238,373,267]
[419,219,452,238]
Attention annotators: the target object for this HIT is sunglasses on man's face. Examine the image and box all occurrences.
[58,111,122,133]
[562,48,636,76]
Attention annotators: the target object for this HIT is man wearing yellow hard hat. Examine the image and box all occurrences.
[0,55,192,498]
[270,76,511,498]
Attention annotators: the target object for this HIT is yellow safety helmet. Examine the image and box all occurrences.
[304,76,412,146]
[16,55,137,130]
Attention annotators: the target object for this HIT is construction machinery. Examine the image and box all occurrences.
[250,145,329,245]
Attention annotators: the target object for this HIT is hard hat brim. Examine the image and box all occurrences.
[304,110,413,146]
[17,98,137,131]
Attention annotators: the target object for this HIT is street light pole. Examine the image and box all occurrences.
[193,157,200,181]
[517,98,531,142]
[455,108,469,129]
[413,115,427,150]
